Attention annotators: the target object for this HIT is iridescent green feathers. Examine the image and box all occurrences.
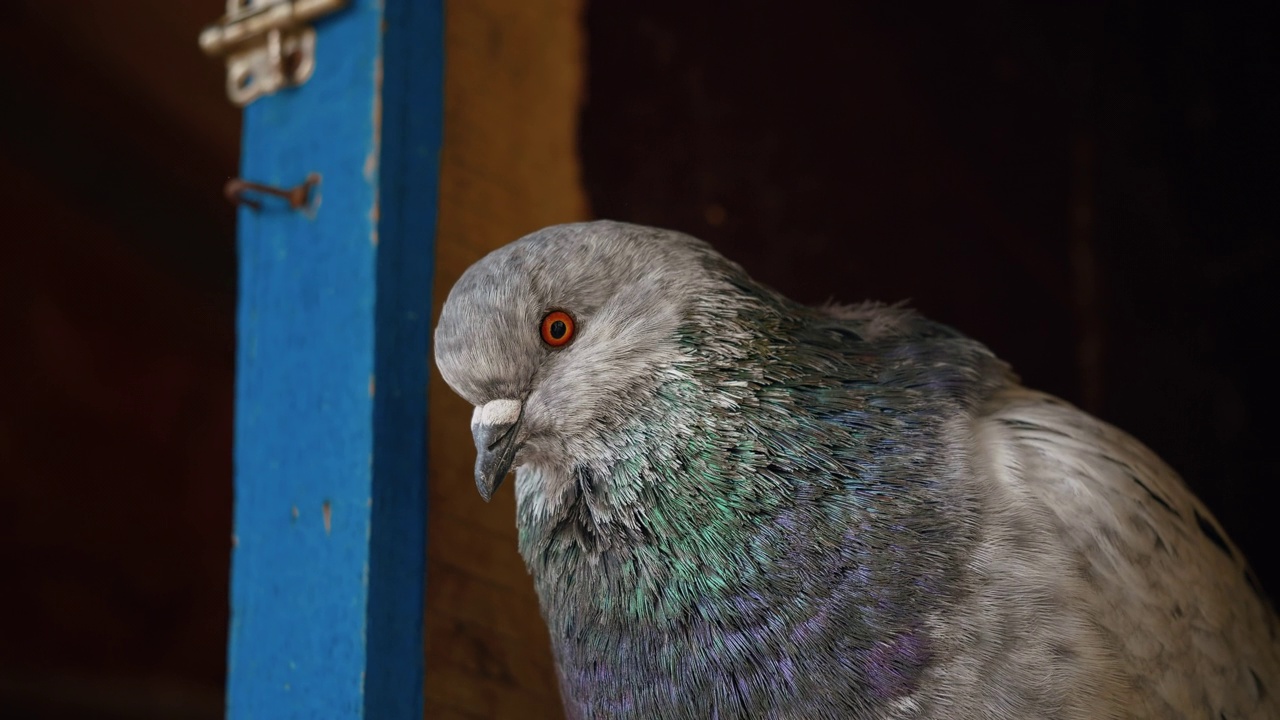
[434,220,1280,719]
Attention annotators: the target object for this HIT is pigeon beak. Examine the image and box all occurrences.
[471,399,524,502]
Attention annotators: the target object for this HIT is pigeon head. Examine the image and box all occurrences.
[434,220,737,501]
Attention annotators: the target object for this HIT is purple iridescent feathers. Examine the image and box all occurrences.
[435,221,1280,719]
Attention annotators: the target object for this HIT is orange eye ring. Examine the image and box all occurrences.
[540,310,575,347]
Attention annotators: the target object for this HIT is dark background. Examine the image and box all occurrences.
[1,0,1276,717]
[582,0,1280,595]
[0,2,237,718]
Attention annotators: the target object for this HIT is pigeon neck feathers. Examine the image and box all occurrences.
[513,272,1013,715]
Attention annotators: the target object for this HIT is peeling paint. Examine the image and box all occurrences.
[364,56,383,182]
[227,2,437,712]
[367,53,383,249]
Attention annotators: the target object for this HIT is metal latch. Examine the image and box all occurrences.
[199,0,349,106]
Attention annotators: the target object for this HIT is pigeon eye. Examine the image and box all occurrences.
[540,310,575,347]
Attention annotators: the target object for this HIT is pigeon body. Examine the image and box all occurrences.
[433,220,1279,719]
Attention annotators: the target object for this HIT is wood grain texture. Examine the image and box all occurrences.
[427,0,588,717]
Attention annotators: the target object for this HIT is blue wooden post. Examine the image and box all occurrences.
[226,1,442,718]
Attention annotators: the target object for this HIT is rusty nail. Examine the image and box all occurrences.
[225,173,319,211]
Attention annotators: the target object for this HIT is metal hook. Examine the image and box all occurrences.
[225,173,319,211]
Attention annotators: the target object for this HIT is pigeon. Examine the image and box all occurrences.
[433,220,1279,719]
